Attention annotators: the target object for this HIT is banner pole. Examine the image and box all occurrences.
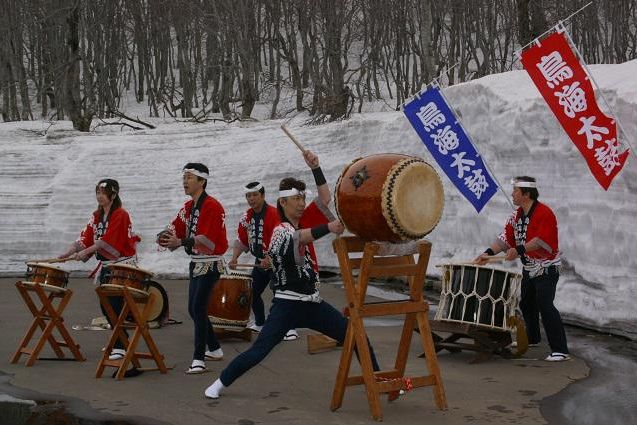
[514,1,593,58]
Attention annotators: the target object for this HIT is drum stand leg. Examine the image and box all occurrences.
[11,282,85,366]
[330,237,447,421]
[427,320,515,363]
[95,287,168,379]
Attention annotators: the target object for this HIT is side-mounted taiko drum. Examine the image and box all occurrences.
[335,153,445,242]
[25,262,70,288]
[104,263,153,292]
[435,263,522,331]
[208,273,253,330]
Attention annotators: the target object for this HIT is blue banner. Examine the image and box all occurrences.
[403,86,498,212]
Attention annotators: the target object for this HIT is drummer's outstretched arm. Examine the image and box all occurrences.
[303,150,330,206]
[298,220,344,245]
[59,242,81,259]
[474,239,507,264]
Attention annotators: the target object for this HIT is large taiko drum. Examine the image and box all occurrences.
[335,154,444,242]
[208,273,253,330]
[25,262,70,288]
[435,263,521,331]
[104,263,153,292]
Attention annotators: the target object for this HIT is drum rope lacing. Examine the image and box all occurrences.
[435,264,521,331]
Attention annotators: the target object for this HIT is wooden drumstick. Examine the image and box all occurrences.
[27,257,74,264]
[233,263,267,269]
[478,255,507,263]
[280,123,306,152]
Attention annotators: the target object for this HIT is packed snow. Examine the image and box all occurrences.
[1,60,635,339]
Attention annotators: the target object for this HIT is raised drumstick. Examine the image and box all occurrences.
[280,123,306,152]
[27,257,74,264]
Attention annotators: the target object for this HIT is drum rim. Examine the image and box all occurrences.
[381,158,444,240]
[26,262,69,273]
[105,263,154,277]
[20,280,69,292]
[219,273,253,280]
[436,262,523,278]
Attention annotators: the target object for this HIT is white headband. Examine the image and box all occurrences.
[98,182,117,194]
[183,168,209,180]
[244,183,263,193]
[511,179,537,188]
[279,188,312,198]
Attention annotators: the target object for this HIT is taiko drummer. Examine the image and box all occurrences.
[59,178,141,361]
[157,163,228,374]
[474,176,570,362]
[228,181,280,333]
[205,150,380,399]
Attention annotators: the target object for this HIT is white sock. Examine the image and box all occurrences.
[204,379,226,399]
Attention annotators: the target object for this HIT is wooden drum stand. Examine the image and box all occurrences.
[330,236,447,421]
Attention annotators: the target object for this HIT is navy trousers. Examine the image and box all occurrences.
[188,262,221,360]
[98,268,127,350]
[520,269,569,354]
[220,297,380,386]
[250,266,273,326]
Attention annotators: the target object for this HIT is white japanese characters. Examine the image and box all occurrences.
[415,95,490,199]
[536,48,622,177]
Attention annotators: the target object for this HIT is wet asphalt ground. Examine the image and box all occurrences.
[0,276,633,424]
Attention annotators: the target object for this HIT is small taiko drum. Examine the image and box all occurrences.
[335,153,444,242]
[143,281,169,324]
[435,263,522,331]
[104,263,153,292]
[208,273,253,330]
[25,262,70,288]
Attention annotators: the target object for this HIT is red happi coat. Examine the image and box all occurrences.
[170,195,228,256]
[77,208,140,260]
[237,204,280,258]
[500,201,559,261]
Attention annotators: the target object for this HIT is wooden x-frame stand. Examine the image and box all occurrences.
[11,281,85,366]
[95,285,168,379]
[331,237,447,421]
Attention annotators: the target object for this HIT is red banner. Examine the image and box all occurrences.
[521,31,629,190]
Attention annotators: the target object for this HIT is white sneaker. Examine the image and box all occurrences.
[247,323,263,333]
[283,329,299,341]
[544,352,571,362]
[205,348,223,361]
[108,348,126,360]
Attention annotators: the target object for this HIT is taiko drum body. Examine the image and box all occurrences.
[25,262,70,288]
[208,273,253,329]
[335,153,444,242]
